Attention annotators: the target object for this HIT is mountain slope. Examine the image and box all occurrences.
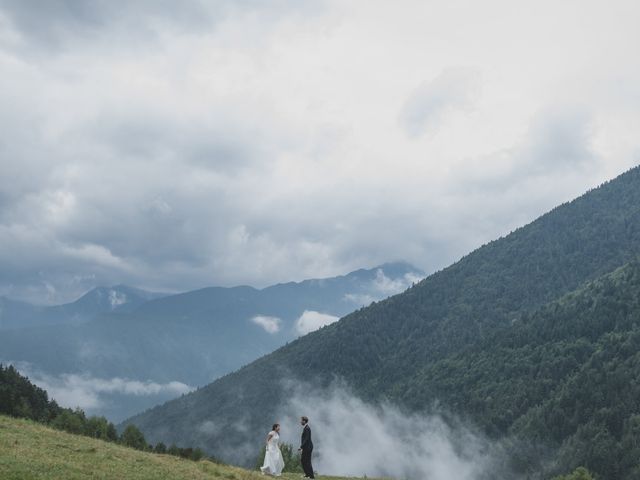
[400,261,640,477]
[123,166,640,477]
[0,263,422,421]
[0,297,44,330]
[65,285,168,315]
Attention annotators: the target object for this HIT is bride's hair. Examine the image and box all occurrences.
[272,423,279,431]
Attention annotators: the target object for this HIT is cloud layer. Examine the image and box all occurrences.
[1,1,639,303]
[8,361,192,412]
[275,384,510,480]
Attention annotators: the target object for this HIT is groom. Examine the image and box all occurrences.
[298,416,314,479]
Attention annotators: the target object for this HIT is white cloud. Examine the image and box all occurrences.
[372,269,424,295]
[7,361,193,410]
[108,289,127,308]
[399,67,481,137]
[295,310,339,336]
[344,269,425,306]
[251,315,282,334]
[343,293,376,306]
[276,384,509,480]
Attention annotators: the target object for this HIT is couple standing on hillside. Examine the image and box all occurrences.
[260,416,314,478]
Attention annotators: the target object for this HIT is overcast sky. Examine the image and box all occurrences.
[1,0,639,304]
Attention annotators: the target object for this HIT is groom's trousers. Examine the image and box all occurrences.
[301,448,314,478]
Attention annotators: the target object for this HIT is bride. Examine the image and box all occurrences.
[260,423,285,476]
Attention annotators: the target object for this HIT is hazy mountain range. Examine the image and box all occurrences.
[122,166,640,479]
[0,262,423,422]
[0,285,167,330]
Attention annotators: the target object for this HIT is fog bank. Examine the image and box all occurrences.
[274,384,512,480]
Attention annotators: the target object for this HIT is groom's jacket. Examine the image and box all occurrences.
[301,424,313,451]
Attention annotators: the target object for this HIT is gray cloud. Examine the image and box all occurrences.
[0,1,636,304]
[0,99,612,304]
[430,105,606,249]
[0,0,205,55]
[523,107,596,172]
[399,67,481,137]
[0,0,321,54]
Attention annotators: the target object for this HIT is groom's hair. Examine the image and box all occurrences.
[301,416,309,424]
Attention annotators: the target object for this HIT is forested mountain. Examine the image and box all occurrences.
[0,263,422,422]
[410,261,640,477]
[123,166,640,479]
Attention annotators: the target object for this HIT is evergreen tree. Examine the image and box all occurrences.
[154,442,167,454]
[191,448,205,461]
[51,409,85,435]
[0,364,58,422]
[120,424,147,450]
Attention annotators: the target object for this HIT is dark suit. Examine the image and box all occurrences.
[300,423,314,478]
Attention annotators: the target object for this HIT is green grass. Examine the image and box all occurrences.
[0,415,383,480]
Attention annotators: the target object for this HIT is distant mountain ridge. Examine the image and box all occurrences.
[0,285,167,330]
[71,285,167,314]
[122,166,640,479]
[0,262,423,422]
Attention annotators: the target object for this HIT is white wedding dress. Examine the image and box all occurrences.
[260,431,284,476]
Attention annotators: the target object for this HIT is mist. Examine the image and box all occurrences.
[273,384,512,480]
[5,360,193,422]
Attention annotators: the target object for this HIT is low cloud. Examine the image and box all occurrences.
[251,315,282,334]
[275,384,510,480]
[8,361,193,411]
[198,420,218,435]
[372,268,424,295]
[295,310,339,336]
[344,269,425,306]
[108,289,127,308]
[343,293,376,306]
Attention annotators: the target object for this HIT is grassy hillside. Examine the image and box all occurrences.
[0,415,380,480]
